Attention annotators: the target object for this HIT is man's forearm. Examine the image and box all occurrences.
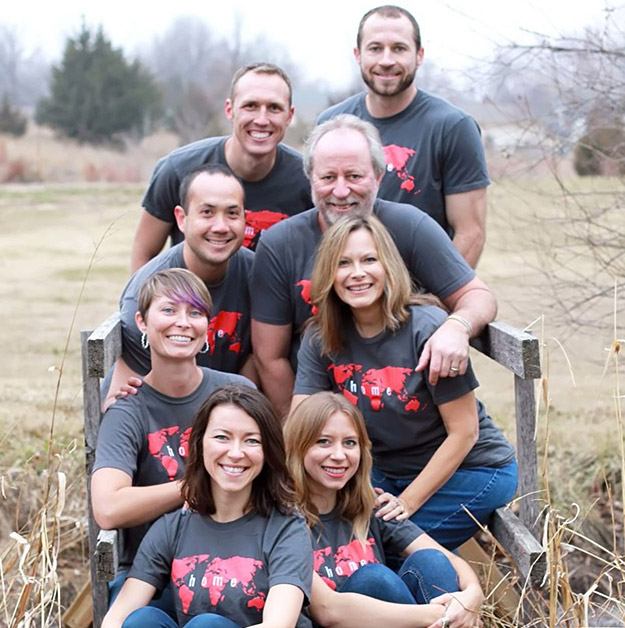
[257,357,294,419]
[452,228,485,269]
[450,288,497,337]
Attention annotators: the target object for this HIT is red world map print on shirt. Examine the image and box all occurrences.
[207,311,243,356]
[244,209,289,249]
[329,363,422,412]
[172,554,266,615]
[382,145,421,195]
[147,426,192,480]
[313,538,377,589]
[296,280,319,316]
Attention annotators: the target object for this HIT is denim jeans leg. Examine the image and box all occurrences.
[185,614,241,628]
[122,607,178,628]
[108,570,128,607]
[338,563,416,604]
[371,461,518,550]
[399,549,460,604]
[108,570,176,620]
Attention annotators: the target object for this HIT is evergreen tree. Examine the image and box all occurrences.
[36,23,161,144]
[0,94,27,136]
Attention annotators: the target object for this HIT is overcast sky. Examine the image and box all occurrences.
[4,0,620,89]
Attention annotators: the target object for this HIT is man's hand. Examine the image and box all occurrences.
[416,318,470,386]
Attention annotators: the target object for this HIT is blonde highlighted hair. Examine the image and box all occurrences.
[284,392,374,544]
[137,268,212,320]
[310,215,442,355]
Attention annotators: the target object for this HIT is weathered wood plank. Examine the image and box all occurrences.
[87,312,122,378]
[62,579,93,628]
[515,376,541,533]
[96,529,119,582]
[457,538,521,617]
[81,330,110,628]
[491,507,546,588]
[472,321,541,380]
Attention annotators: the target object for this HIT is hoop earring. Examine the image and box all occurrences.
[199,340,210,354]
[141,332,149,349]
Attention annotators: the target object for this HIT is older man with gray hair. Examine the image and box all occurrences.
[251,114,496,416]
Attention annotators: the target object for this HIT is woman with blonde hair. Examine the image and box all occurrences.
[293,215,517,551]
[285,392,483,628]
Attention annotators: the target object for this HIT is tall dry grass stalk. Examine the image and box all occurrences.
[0,223,120,628]
[475,296,625,628]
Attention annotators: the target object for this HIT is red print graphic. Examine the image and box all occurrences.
[172,555,210,613]
[328,364,362,405]
[147,426,192,480]
[172,554,265,614]
[296,280,319,316]
[314,539,377,588]
[330,363,422,412]
[361,366,421,412]
[202,556,265,610]
[207,311,243,355]
[313,546,336,589]
[244,209,289,249]
[382,145,420,195]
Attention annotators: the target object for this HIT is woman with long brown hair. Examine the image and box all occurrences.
[103,385,312,628]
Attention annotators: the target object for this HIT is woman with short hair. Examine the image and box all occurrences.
[92,269,254,609]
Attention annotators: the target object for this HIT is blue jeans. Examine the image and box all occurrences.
[123,607,240,628]
[109,570,176,619]
[371,460,518,550]
[338,549,459,604]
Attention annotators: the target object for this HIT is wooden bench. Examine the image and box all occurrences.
[81,314,545,628]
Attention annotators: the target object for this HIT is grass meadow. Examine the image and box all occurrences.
[0,132,623,626]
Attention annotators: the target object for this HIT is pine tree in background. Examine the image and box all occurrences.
[0,94,27,136]
[35,22,162,145]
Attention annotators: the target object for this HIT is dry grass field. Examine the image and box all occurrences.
[0,133,623,625]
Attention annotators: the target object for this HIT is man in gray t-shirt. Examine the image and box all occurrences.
[316,6,488,268]
[252,115,497,416]
[132,62,312,270]
[105,165,257,410]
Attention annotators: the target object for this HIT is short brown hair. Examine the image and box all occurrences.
[137,268,212,320]
[229,62,293,107]
[178,164,243,214]
[357,5,421,51]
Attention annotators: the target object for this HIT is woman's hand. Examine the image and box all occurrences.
[427,590,482,628]
[373,489,412,521]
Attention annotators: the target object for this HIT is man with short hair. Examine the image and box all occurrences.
[251,115,496,416]
[106,164,255,410]
[131,62,312,271]
[317,6,489,268]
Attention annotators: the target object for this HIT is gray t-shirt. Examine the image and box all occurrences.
[143,136,313,251]
[129,508,313,628]
[251,199,475,368]
[294,305,515,477]
[312,510,422,590]
[317,90,490,236]
[94,367,254,566]
[120,243,254,376]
